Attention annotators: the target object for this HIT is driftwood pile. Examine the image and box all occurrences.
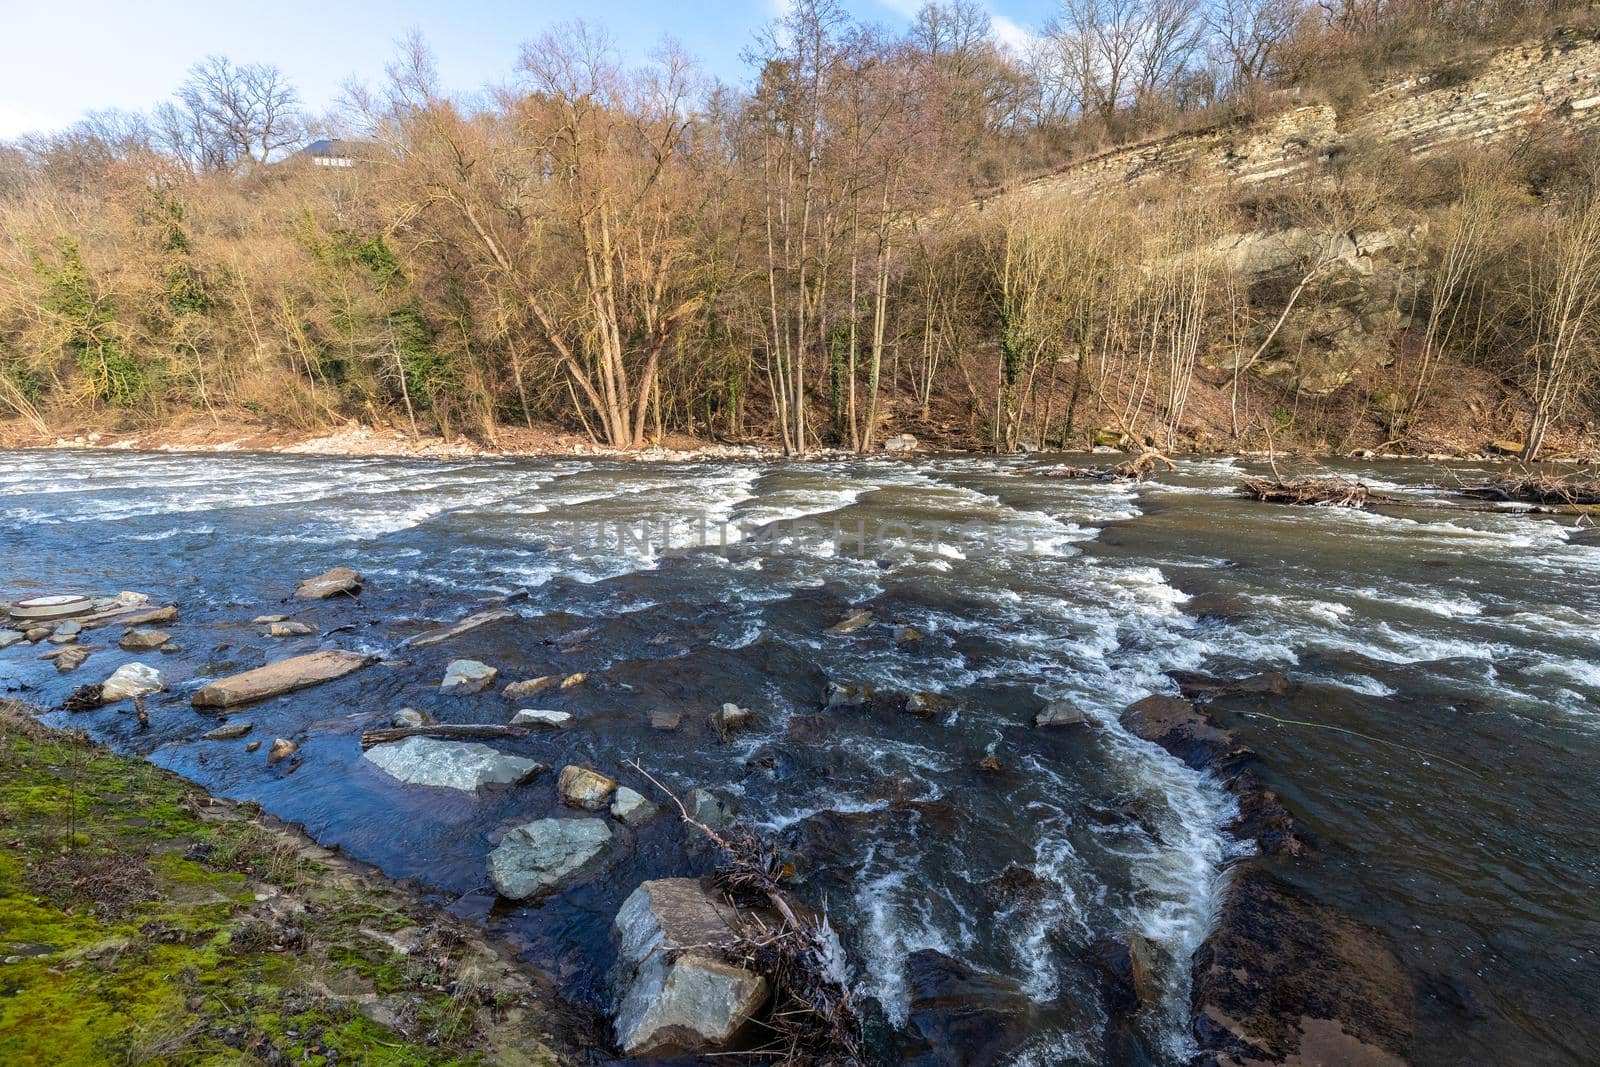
[630,762,864,1065]
[1461,475,1600,506]
[1045,448,1177,484]
[1239,477,1372,508]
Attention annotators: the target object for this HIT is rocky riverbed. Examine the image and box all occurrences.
[3,448,1598,1063]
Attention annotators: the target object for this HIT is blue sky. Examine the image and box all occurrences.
[0,0,1054,140]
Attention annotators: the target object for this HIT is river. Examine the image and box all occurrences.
[1,449,1596,1064]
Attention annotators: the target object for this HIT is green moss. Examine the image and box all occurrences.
[0,704,571,1065]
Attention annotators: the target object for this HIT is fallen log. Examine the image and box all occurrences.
[360,723,531,750]
[1239,477,1370,508]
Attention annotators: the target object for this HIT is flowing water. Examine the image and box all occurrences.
[2,449,1597,1064]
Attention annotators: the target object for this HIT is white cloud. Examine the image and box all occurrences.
[989,13,1038,54]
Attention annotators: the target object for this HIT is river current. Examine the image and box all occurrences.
[1,449,1597,1064]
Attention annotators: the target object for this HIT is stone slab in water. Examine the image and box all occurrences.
[294,567,362,600]
[441,659,497,694]
[191,650,374,708]
[364,737,543,791]
[487,818,612,901]
[611,878,768,1057]
[406,608,515,648]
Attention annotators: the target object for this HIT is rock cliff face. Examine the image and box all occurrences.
[1011,32,1600,201]
[996,33,1600,414]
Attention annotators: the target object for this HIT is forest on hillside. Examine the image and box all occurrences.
[1,0,1598,457]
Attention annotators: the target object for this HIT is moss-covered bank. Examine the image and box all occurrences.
[0,700,597,1065]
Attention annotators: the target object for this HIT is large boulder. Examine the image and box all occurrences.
[441,659,498,695]
[364,737,544,791]
[487,818,612,901]
[295,567,362,600]
[901,949,1034,1065]
[101,662,166,703]
[1191,866,1413,1067]
[612,878,768,1057]
[192,650,373,708]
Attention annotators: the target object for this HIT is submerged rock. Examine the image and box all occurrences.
[684,788,734,829]
[715,703,753,736]
[1121,695,1239,771]
[1035,699,1087,727]
[894,624,924,645]
[901,949,1034,1065]
[650,708,682,731]
[511,708,574,729]
[364,737,543,791]
[390,707,433,728]
[441,659,498,695]
[192,650,373,708]
[203,722,254,741]
[267,738,298,763]
[559,671,588,689]
[101,663,166,703]
[1170,670,1292,700]
[266,620,316,638]
[503,676,556,700]
[294,567,362,600]
[1191,866,1413,1066]
[487,818,612,900]
[53,646,91,673]
[825,681,875,708]
[610,786,657,826]
[120,628,172,652]
[558,765,619,810]
[825,609,874,636]
[905,692,955,718]
[611,878,768,1057]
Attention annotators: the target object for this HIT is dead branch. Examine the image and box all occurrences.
[359,723,531,750]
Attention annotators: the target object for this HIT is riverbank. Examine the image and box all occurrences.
[0,699,600,1064]
[4,411,1598,465]
[0,415,781,463]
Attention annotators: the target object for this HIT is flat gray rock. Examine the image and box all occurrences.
[511,708,574,729]
[364,737,543,791]
[441,659,498,694]
[487,818,612,901]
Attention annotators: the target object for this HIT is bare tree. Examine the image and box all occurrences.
[161,56,303,171]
